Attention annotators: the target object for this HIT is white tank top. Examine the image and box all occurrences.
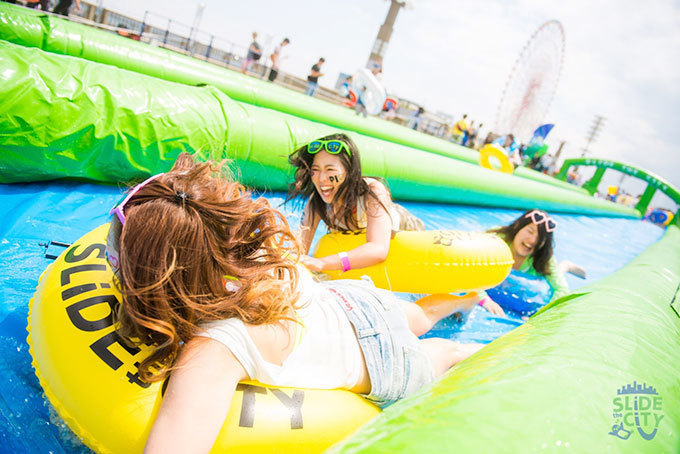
[198,270,363,390]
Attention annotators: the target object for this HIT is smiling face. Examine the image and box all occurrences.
[512,222,541,258]
[311,151,346,204]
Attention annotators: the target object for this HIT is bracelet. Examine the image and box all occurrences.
[338,252,351,273]
[478,296,491,307]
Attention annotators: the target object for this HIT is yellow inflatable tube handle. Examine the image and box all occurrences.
[27,224,379,454]
[314,230,513,293]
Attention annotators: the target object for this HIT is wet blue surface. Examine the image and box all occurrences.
[0,182,665,452]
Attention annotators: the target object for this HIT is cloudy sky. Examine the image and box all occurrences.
[110,0,679,207]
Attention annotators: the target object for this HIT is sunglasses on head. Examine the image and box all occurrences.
[306,139,352,158]
[525,209,557,232]
[109,173,164,225]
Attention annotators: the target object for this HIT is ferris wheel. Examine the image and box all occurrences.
[495,20,565,143]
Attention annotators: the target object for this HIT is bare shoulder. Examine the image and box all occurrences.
[364,177,389,196]
[177,336,248,383]
[364,178,392,210]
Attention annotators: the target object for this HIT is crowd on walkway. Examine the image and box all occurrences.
[234,36,559,177]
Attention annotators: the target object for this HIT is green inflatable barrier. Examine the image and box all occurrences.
[557,157,680,224]
[0,2,586,195]
[332,226,680,453]
[0,41,636,217]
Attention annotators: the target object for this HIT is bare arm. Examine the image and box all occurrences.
[475,290,506,317]
[546,256,570,301]
[144,338,248,454]
[304,180,392,272]
[298,199,321,255]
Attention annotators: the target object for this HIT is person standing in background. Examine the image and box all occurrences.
[452,114,469,144]
[26,0,49,10]
[53,0,81,15]
[267,37,290,82]
[305,57,325,96]
[241,32,262,74]
[354,84,368,118]
[408,107,425,130]
[470,123,484,149]
[381,98,398,121]
[466,121,481,148]
[371,64,384,82]
[339,75,354,99]
[462,120,475,146]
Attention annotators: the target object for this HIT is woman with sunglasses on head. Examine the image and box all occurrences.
[287,133,424,274]
[106,153,482,451]
[477,209,584,317]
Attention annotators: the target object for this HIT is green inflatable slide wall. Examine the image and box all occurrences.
[0,2,585,194]
[0,40,635,217]
[333,226,680,452]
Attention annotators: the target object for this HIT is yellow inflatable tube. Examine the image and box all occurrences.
[479,144,514,174]
[27,224,379,454]
[314,230,513,293]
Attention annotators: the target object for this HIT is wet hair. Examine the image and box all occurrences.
[489,209,555,275]
[286,133,388,232]
[112,153,300,382]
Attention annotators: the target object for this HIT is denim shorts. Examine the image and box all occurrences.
[323,279,435,408]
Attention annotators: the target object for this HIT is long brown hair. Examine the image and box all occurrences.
[489,209,555,275]
[113,153,300,382]
[286,132,389,231]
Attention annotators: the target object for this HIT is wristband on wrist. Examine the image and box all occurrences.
[338,251,351,272]
[478,296,491,307]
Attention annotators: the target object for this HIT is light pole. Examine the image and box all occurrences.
[187,2,206,53]
[95,0,104,22]
[581,115,606,157]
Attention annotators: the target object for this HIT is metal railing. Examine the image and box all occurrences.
[62,1,457,138]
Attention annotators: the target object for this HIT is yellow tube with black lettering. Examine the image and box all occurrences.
[313,229,513,293]
[27,224,379,454]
